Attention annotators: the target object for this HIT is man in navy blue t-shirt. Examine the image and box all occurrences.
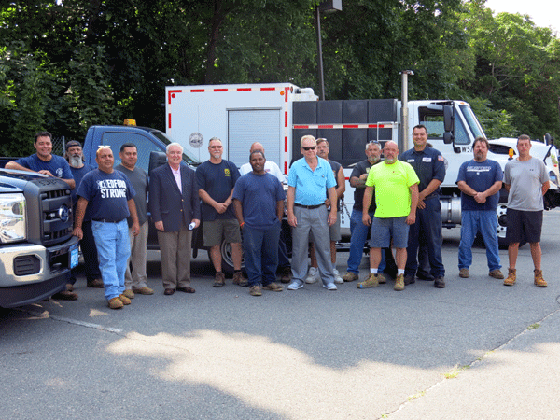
[233,150,286,296]
[6,132,77,301]
[195,137,245,287]
[456,136,503,280]
[6,131,75,189]
[73,146,139,310]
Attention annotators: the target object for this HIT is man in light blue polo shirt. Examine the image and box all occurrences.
[286,135,338,290]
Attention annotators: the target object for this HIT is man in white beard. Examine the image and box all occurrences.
[64,140,103,290]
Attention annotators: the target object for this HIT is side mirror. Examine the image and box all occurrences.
[148,151,168,175]
[443,105,454,144]
[544,133,553,146]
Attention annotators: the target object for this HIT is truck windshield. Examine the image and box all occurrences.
[459,104,485,140]
[150,130,199,165]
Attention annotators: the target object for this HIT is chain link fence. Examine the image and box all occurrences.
[52,136,80,157]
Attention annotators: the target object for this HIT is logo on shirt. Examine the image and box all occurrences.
[56,168,64,177]
[96,179,128,199]
[224,168,231,176]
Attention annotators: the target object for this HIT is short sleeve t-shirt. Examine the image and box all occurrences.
[365,161,419,218]
[232,172,286,229]
[456,159,503,211]
[287,157,336,205]
[351,159,380,213]
[504,158,549,211]
[115,164,148,226]
[195,160,240,221]
[18,154,74,181]
[77,169,135,221]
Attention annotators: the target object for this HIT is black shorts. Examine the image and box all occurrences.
[506,208,543,244]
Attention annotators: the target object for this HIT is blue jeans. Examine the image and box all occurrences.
[347,209,385,273]
[243,223,281,287]
[458,210,501,272]
[92,219,131,301]
[405,196,445,277]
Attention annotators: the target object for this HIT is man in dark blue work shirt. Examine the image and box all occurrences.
[399,125,446,288]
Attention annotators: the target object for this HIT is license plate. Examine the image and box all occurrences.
[70,246,78,269]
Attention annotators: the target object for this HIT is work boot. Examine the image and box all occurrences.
[279,267,292,284]
[434,276,445,288]
[534,269,547,287]
[213,272,226,287]
[503,268,516,286]
[342,272,359,282]
[87,278,104,288]
[459,268,469,278]
[357,273,379,289]
[377,273,386,284]
[122,289,134,299]
[403,274,415,285]
[394,274,405,291]
[488,270,504,279]
[108,297,123,310]
[118,294,131,305]
[232,271,248,287]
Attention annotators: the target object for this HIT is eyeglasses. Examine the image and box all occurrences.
[302,146,316,151]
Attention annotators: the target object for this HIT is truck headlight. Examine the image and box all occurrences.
[0,193,26,243]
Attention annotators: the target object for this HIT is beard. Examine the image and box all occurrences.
[69,155,83,167]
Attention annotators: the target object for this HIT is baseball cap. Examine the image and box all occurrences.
[65,140,82,150]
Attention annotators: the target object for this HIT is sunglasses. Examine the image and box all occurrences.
[302,146,316,151]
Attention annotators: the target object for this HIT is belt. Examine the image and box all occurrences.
[92,218,124,223]
[294,203,324,209]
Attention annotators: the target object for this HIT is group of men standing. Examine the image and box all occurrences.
[5,127,550,308]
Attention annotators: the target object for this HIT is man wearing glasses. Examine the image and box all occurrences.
[286,135,338,291]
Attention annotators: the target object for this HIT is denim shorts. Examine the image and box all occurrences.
[370,216,410,248]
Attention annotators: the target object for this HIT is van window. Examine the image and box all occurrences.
[101,132,158,172]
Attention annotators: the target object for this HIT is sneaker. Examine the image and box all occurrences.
[404,274,415,285]
[213,272,226,287]
[488,270,504,280]
[232,271,248,287]
[279,267,292,284]
[118,294,132,305]
[323,282,337,290]
[503,269,516,286]
[378,273,387,284]
[287,279,304,290]
[249,286,262,296]
[434,276,445,288]
[108,297,123,309]
[459,268,469,278]
[51,290,78,301]
[333,268,343,284]
[342,272,359,282]
[263,282,284,292]
[534,269,547,287]
[122,289,134,299]
[87,278,104,288]
[394,274,405,291]
[305,267,319,284]
[357,274,379,289]
[133,286,154,295]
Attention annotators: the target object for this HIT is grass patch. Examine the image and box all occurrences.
[443,365,470,379]
[527,323,540,330]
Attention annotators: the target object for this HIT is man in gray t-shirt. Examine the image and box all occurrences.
[116,143,153,297]
[503,135,550,287]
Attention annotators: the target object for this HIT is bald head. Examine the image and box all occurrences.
[250,142,264,153]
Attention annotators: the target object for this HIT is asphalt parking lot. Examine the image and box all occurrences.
[1,209,560,420]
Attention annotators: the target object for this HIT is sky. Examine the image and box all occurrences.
[484,0,560,35]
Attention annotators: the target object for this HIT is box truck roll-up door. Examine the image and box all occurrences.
[228,109,281,167]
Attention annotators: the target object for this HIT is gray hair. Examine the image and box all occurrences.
[166,142,183,153]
